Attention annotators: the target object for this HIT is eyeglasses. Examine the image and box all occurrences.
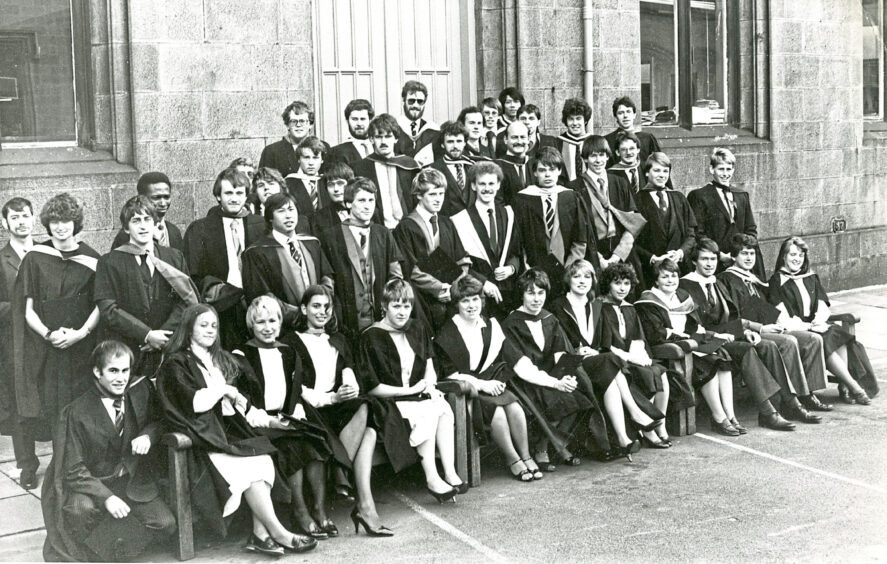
[405,98,426,106]
[288,119,310,126]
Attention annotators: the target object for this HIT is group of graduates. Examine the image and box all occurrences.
[0,80,879,561]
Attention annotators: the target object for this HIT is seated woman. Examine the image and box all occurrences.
[233,296,350,541]
[634,260,741,437]
[283,285,393,536]
[719,234,832,413]
[359,278,465,503]
[548,261,663,455]
[157,304,317,556]
[502,268,632,469]
[434,275,542,482]
[768,236,878,405]
[597,262,695,447]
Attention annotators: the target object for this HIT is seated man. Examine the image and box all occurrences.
[42,341,175,562]
[327,98,375,166]
[111,172,183,251]
[428,120,477,216]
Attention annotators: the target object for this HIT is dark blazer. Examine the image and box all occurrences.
[94,245,190,377]
[634,189,698,284]
[351,156,419,226]
[495,131,558,159]
[428,158,475,217]
[687,183,767,278]
[494,155,531,205]
[111,220,183,253]
[259,137,331,178]
[183,208,266,293]
[284,177,327,223]
[326,141,365,167]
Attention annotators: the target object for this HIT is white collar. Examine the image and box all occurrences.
[682,271,717,285]
[415,205,436,223]
[586,170,607,185]
[566,292,588,309]
[271,229,295,247]
[452,314,487,332]
[518,184,569,197]
[474,199,495,215]
[651,286,677,304]
[9,238,32,259]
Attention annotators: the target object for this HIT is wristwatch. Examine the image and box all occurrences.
[43,329,53,340]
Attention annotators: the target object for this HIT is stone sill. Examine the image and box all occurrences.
[862,121,887,144]
[0,148,136,180]
[652,125,771,151]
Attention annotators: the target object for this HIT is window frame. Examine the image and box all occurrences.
[863,0,887,129]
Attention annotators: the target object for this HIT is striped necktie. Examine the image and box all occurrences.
[543,195,556,238]
[113,398,124,436]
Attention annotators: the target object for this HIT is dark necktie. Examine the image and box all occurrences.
[517,162,527,186]
[721,188,735,221]
[455,164,465,190]
[486,131,496,153]
[657,190,669,217]
[359,231,368,254]
[543,195,556,238]
[597,177,607,197]
[309,179,319,210]
[487,208,499,257]
[628,168,638,192]
[707,283,719,310]
[429,214,439,236]
[113,398,124,436]
[575,143,584,179]
[411,121,419,138]
[288,241,303,266]
[139,254,152,286]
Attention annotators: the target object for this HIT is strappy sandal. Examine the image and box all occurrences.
[522,458,544,480]
[533,452,556,473]
[509,460,533,482]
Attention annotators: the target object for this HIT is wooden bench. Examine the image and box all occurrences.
[650,342,696,436]
[162,382,479,560]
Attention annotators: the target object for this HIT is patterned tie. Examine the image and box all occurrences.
[707,283,718,310]
[411,121,419,138]
[230,221,243,257]
[309,180,319,210]
[574,144,584,179]
[113,398,124,436]
[543,195,556,238]
[455,164,465,190]
[359,231,368,254]
[288,240,303,266]
[628,168,638,193]
[657,191,669,217]
[487,208,499,257]
[721,188,735,222]
[430,214,439,236]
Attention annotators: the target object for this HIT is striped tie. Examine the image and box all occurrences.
[113,398,124,435]
[309,180,319,210]
[543,195,556,238]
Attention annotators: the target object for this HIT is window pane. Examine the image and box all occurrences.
[689,0,727,125]
[640,0,678,126]
[863,0,883,119]
[0,0,77,142]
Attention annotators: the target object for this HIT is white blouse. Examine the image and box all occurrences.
[257,348,286,412]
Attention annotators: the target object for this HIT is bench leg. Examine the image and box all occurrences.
[466,404,481,487]
[168,448,194,561]
[446,394,469,484]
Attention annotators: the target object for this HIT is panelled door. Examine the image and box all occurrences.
[315,0,474,145]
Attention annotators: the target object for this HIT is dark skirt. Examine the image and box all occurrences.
[625,363,666,396]
[819,324,855,357]
[368,397,420,473]
[580,352,623,394]
[476,390,519,424]
[316,398,368,436]
[691,349,732,389]
[262,419,334,477]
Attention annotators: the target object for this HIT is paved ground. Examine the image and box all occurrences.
[2,285,887,563]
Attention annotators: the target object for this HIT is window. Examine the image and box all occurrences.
[640,0,732,129]
[863,0,883,120]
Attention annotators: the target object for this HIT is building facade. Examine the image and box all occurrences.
[0,0,884,290]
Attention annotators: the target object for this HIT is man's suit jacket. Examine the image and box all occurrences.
[351,156,419,226]
[429,158,475,217]
[111,220,183,253]
[604,129,662,169]
[327,141,368,167]
[687,183,767,278]
[241,233,331,307]
[258,137,301,178]
[495,155,531,205]
[494,131,558,159]
[634,189,698,284]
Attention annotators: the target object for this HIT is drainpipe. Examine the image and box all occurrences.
[583,0,594,131]
[514,0,522,91]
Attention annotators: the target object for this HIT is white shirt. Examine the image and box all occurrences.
[350,138,373,158]
[452,315,487,371]
[348,224,371,256]
[391,331,416,387]
[414,205,440,248]
[374,161,404,229]
[257,348,287,412]
[271,229,310,286]
[9,239,31,261]
[298,333,339,395]
[566,293,594,344]
[100,396,124,425]
[221,217,244,288]
[475,201,496,235]
[134,243,156,276]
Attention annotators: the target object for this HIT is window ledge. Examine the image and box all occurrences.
[650,125,769,150]
[863,121,887,142]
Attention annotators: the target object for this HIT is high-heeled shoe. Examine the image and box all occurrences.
[426,486,457,504]
[632,417,664,433]
[446,480,469,495]
[318,519,339,538]
[522,458,544,480]
[851,389,872,406]
[618,439,640,462]
[640,435,670,449]
[350,507,394,537]
[292,519,329,540]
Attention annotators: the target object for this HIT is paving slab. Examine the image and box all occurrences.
[0,530,45,563]
[0,494,43,537]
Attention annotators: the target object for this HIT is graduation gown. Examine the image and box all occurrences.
[111,220,184,252]
[41,379,167,562]
[634,187,698,286]
[233,341,349,475]
[434,315,520,428]
[449,204,521,320]
[351,154,420,227]
[500,309,606,455]
[309,204,350,237]
[494,155,531,205]
[357,321,437,472]
[512,186,589,297]
[183,207,266,349]
[604,129,662,170]
[94,245,193,379]
[768,271,878,397]
[157,350,286,537]
[0,242,23,434]
[327,140,370,167]
[556,132,592,183]
[320,222,404,347]
[428,157,478,217]
[395,115,440,162]
[679,275,786,406]
[13,242,100,436]
[258,137,331,179]
[241,232,331,312]
[394,211,471,332]
[687,183,766,279]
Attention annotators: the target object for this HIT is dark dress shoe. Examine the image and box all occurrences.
[19,469,38,491]
[243,534,285,557]
[318,518,339,537]
[292,520,328,540]
[729,418,748,435]
[711,417,740,437]
[801,394,833,412]
[851,390,872,406]
[758,412,796,431]
[282,534,318,554]
[447,481,469,495]
[785,406,822,424]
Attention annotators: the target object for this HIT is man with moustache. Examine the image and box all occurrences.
[327,99,376,167]
[112,173,183,251]
[259,101,329,178]
[0,197,36,488]
[428,121,478,216]
[395,80,439,164]
[494,121,532,205]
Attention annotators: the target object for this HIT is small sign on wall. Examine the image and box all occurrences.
[831,216,847,233]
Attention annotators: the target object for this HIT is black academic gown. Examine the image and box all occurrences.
[604,129,662,170]
[241,233,331,311]
[428,157,476,217]
[259,137,331,178]
[94,246,190,379]
[687,183,766,279]
[112,220,184,253]
[284,176,328,225]
[14,242,100,437]
[634,188,698,286]
[494,155,530,205]
[320,223,404,347]
[183,208,266,349]
[351,154,420,226]
[327,140,367,167]
[0,242,23,434]
[394,211,470,332]
[41,379,167,562]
